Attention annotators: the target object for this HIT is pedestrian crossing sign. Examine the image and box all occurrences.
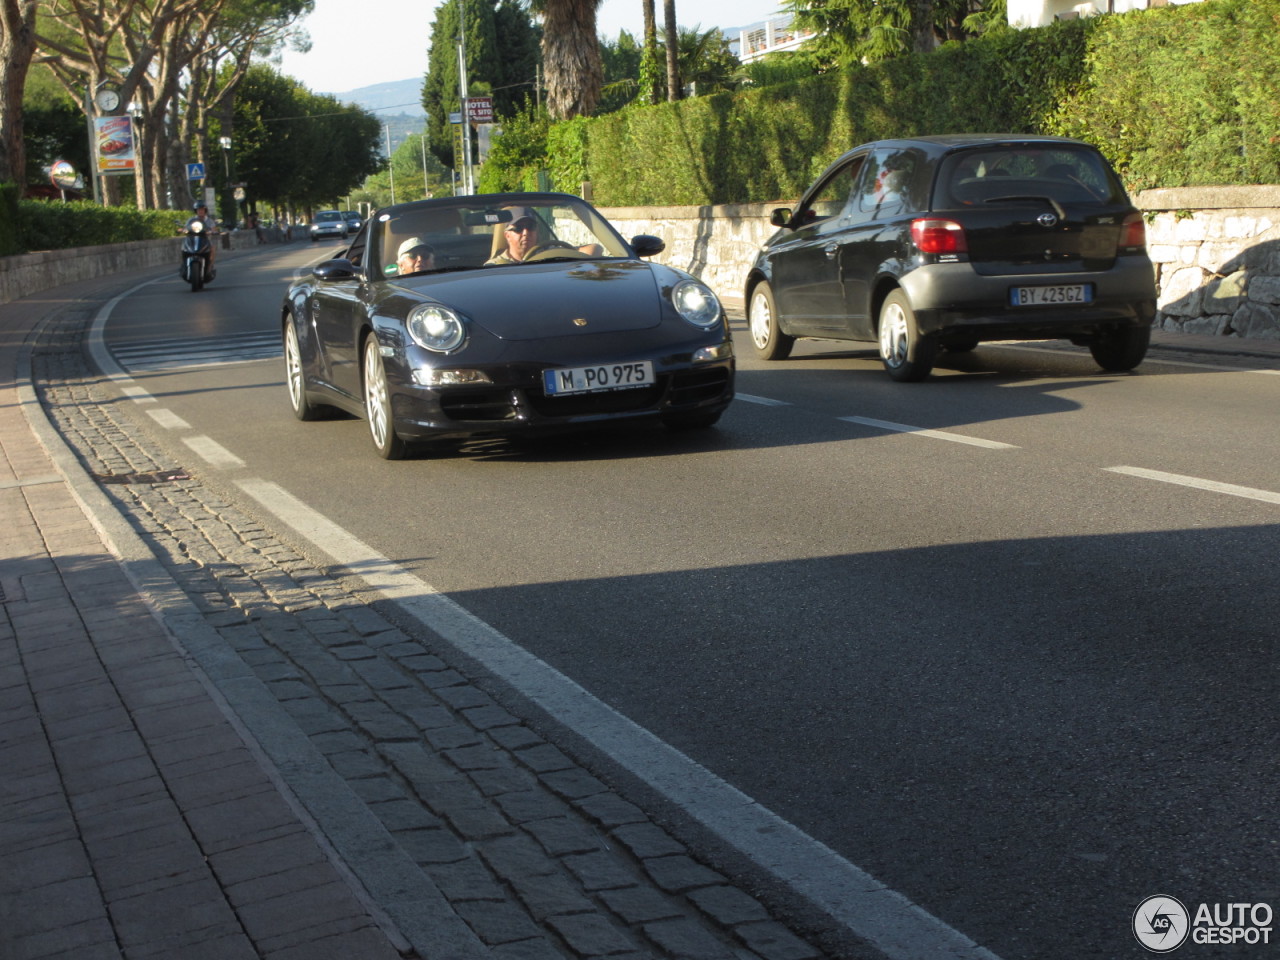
[186,162,206,180]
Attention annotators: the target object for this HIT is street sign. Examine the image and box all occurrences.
[467,97,493,124]
[186,162,206,180]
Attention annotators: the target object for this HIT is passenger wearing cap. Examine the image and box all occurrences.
[396,237,435,275]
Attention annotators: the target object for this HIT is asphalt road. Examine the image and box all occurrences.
[96,245,1280,960]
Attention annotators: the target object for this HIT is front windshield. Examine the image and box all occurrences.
[372,196,633,278]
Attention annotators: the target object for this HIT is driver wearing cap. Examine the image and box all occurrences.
[485,206,576,265]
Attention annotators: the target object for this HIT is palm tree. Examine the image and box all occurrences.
[663,0,681,101]
[529,0,604,119]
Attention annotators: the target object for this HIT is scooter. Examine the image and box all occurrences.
[180,217,214,292]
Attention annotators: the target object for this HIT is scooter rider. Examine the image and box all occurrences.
[191,200,218,277]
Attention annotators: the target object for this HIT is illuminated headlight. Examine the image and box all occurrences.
[693,343,733,363]
[413,368,493,387]
[407,304,466,353]
[189,220,205,234]
[672,280,722,328]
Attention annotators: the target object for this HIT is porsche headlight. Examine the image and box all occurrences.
[407,304,466,353]
[672,280,722,328]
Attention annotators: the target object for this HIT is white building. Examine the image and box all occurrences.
[730,15,818,63]
[1007,0,1204,28]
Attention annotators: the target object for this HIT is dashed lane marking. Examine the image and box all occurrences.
[1105,466,1280,505]
[839,415,1019,449]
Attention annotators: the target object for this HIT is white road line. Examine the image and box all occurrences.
[146,409,191,431]
[1105,466,1280,505]
[182,435,245,469]
[735,393,791,406]
[237,476,1005,960]
[839,415,1019,449]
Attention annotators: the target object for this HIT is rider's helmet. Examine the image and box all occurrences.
[193,200,207,212]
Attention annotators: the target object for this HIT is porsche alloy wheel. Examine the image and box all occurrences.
[284,317,321,421]
[878,290,937,382]
[748,282,794,361]
[363,336,409,460]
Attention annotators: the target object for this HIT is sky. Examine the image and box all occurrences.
[277,0,787,93]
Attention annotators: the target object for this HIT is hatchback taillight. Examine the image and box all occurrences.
[1120,213,1147,251]
[911,218,967,255]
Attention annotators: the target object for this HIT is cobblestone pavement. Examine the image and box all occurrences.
[25,295,843,960]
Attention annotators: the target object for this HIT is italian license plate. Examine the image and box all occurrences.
[543,360,654,396]
[1010,284,1093,306]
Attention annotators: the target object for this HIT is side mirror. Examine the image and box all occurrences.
[770,208,794,228]
[313,258,357,281]
[631,234,665,257]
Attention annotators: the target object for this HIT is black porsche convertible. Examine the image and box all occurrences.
[282,192,735,459]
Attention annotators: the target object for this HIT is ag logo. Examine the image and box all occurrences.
[1134,895,1190,953]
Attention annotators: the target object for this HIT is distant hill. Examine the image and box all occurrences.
[325,77,425,116]
[322,78,426,157]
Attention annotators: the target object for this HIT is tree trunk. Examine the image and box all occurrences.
[663,0,680,101]
[912,0,936,53]
[0,0,39,186]
[541,0,603,119]
[641,0,659,104]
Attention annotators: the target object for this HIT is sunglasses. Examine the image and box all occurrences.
[506,221,537,233]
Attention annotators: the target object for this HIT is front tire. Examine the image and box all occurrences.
[878,290,937,382]
[1090,324,1150,372]
[748,282,794,360]
[363,336,409,460]
[284,316,322,421]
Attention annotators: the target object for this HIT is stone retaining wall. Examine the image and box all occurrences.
[601,186,1280,341]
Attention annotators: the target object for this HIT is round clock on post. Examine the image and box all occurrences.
[94,87,121,112]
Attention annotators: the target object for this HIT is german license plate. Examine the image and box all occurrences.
[1010,284,1093,306]
[543,361,654,396]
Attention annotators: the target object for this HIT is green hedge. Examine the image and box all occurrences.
[489,0,1280,205]
[15,200,182,254]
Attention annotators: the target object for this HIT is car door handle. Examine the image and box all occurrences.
[824,244,838,259]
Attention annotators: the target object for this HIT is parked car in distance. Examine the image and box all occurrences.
[342,210,363,234]
[281,192,735,459]
[309,209,347,241]
[745,135,1157,381]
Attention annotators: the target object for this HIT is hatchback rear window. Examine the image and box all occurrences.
[935,146,1127,209]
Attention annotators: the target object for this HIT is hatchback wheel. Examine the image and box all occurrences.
[878,290,937,382]
[1090,324,1150,372]
[748,282,794,361]
[363,336,409,460]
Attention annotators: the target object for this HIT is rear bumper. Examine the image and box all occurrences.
[901,257,1157,339]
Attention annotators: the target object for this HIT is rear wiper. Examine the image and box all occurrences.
[984,194,1067,221]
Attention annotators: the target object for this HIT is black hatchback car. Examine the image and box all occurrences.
[745,135,1157,381]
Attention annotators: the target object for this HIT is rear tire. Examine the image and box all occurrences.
[363,336,410,460]
[748,282,794,360]
[1090,324,1150,372]
[878,290,937,382]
